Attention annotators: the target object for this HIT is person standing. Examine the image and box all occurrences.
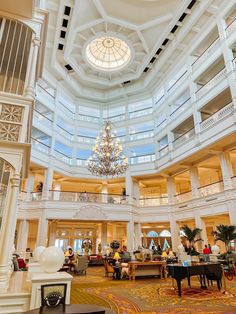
[203,244,210,254]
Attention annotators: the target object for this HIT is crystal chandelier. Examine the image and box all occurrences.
[87,120,128,176]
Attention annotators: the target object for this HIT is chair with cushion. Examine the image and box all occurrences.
[41,283,67,308]
[74,256,89,275]
[104,260,114,277]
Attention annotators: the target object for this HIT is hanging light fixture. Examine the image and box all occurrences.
[87,120,128,176]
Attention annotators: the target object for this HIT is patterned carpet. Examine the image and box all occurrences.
[70,266,236,314]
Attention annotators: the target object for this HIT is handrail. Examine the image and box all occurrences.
[173,127,195,142]
[200,101,233,123]
[37,84,55,98]
[106,113,125,119]
[196,67,225,93]
[78,134,96,139]
[198,180,223,189]
[159,144,168,152]
[156,119,167,128]
[140,196,167,200]
[78,113,100,119]
[170,97,191,116]
[58,101,75,114]
[130,129,154,135]
[130,153,155,158]
[175,190,192,196]
[31,137,50,148]
[34,109,53,122]
[54,150,72,158]
[56,124,73,135]
[226,17,236,30]
[192,36,219,66]
[49,190,128,197]
[129,106,153,114]
[155,94,165,105]
[167,70,188,92]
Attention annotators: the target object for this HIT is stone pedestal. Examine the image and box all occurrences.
[30,272,73,309]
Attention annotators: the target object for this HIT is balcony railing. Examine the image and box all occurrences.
[47,191,129,204]
[78,135,96,144]
[156,119,167,133]
[78,114,100,123]
[33,110,53,128]
[130,153,156,164]
[129,129,154,141]
[159,145,169,157]
[196,67,227,99]
[56,125,74,140]
[37,84,55,103]
[170,97,191,119]
[31,138,50,154]
[173,127,195,148]
[54,150,72,164]
[226,17,236,35]
[192,37,220,72]
[198,180,224,197]
[58,101,75,119]
[106,113,125,122]
[154,95,165,107]
[76,158,87,166]
[200,102,234,131]
[139,196,168,206]
[167,71,188,94]
[129,107,153,119]
[232,176,236,188]
[175,190,192,203]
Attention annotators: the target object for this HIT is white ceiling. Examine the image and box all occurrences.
[44,0,192,101]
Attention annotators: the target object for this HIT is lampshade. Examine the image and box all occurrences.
[114,252,120,260]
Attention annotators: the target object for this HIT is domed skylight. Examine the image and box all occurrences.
[85,36,131,72]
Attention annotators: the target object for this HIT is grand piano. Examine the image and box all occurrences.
[167,263,222,296]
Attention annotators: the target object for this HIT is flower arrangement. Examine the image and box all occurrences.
[110,240,120,251]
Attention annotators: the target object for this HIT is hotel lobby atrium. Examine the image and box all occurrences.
[1,0,236,313]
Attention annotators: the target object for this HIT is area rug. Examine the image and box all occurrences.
[70,267,236,314]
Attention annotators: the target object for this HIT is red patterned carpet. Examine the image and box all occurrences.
[70,266,236,314]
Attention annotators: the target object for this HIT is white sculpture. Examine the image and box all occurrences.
[39,246,64,273]
[211,244,220,255]
[33,246,45,262]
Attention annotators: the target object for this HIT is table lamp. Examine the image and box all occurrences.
[114,252,120,261]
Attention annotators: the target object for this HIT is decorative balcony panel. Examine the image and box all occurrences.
[170,98,191,120]
[56,125,73,140]
[31,138,50,154]
[173,128,195,148]
[0,103,25,142]
[0,18,33,95]
[167,71,188,95]
[156,119,167,133]
[78,114,100,123]
[57,102,75,119]
[159,145,169,157]
[226,18,236,35]
[76,158,87,166]
[139,197,168,206]
[192,38,220,72]
[77,135,96,144]
[33,110,53,129]
[129,129,154,141]
[198,181,224,197]
[200,102,234,132]
[196,68,227,100]
[129,107,153,119]
[175,191,192,203]
[54,150,72,164]
[130,153,155,164]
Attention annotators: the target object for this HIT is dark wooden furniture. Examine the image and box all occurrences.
[167,263,222,296]
[24,304,116,314]
[41,283,67,308]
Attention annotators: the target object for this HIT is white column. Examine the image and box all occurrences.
[0,174,20,289]
[53,182,61,201]
[195,213,208,252]
[16,220,29,252]
[167,176,176,204]
[101,223,108,253]
[24,37,40,99]
[48,221,57,246]
[189,167,200,198]
[126,220,134,252]
[134,223,142,250]
[125,170,133,203]
[228,201,236,225]
[132,180,140,204]
[101,182,108,203]
[219,152,233,190]
[26,173,35,200]
[36,209,48,247]
[169,216,181,252]
[42,167,54,200]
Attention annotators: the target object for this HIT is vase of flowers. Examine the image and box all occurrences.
[110,240,120,252]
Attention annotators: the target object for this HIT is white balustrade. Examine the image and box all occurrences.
[130,154,155,164]
[198,181,224,197]
[108,114,125,122]
[57,102,75,119]
[167,71,188,95]
[33,111,53,128]
[76,159,87,166]
[170,98,191,120]
[156,119,167,133]
[130,130,154,141]
[31,138,50,154]
[129,107,153,119]
[175,191,192,203]
[77,136,96,144]
[54,151,72,164]
[56,126,73,140]
[159,145,169,157]
[200,102,234,131]
[192,38,220,72]
[196,68,227,100]
[173,128,195,148]
[226,18,236,35]
[78,114,100,123]
[139,197,168,206]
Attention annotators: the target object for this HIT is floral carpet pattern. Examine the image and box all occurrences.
[70,266,236,314]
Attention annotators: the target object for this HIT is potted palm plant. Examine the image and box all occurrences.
[212,224,236,255]
[181,225,202,261]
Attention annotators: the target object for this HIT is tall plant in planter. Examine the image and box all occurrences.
[181,225,202,255]
[212,224,236,254]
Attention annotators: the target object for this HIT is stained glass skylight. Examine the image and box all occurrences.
[85,36,131,71]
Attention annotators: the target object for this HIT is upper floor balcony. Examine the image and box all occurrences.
[129,129,154,141]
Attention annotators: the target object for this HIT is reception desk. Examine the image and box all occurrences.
[128,261,166,280]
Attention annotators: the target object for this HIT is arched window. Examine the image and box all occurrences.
[159,230,171,237]
[147,230,158,237]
